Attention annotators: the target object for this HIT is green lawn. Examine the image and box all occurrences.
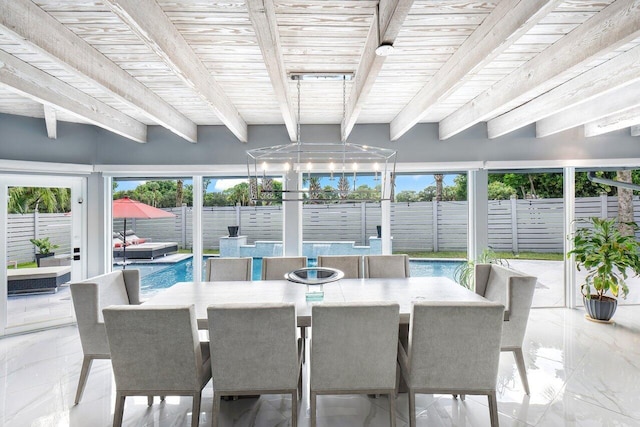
[398,251,564,261]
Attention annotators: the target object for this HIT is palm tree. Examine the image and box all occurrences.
[8,187,70,213]
[261,177,274,205]
[308,176,321,202]
[176,179,184,207]
[434,174,444,202]
[338,175,350,199]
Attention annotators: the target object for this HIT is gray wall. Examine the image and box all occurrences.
[2,113,640,166]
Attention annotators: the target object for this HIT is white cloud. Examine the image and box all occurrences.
[213,179,247,191]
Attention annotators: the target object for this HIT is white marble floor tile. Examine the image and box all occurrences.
[0,306,639,426]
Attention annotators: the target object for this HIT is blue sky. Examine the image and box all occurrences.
[114,174,458,193]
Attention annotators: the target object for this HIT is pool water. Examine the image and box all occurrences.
[132,257,463,297]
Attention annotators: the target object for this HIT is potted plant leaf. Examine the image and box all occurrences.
[568,217,640,321]
[453,248,508,290]
[29,237,60,267]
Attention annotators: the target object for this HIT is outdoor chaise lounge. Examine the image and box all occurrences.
[112,231,178,260]
[7,266,71,294]
[113,242,178,260]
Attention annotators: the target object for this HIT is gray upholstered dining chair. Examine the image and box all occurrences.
[310,302,400,427]
[207,303,303,427]
[317,255,363,278]
[103,305,211,427]
[364,254,410,278]
[261,256,307,280]
[398,301,505,427]
[205,257,252,281]
[475,263,537,395]
[70,269,141,404]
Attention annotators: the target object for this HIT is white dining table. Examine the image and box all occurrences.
[143,276,489,329]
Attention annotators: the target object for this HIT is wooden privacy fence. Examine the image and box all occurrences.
[6,195,637,263]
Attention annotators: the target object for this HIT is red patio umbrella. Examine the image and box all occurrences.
[113,197,175,268]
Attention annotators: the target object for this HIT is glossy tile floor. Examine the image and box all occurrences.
[1,306,639,426]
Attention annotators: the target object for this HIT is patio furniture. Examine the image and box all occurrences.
[310,302,400,427]
[261,256,307,280]
[70,270,141,404]
[364,254,410,278]
[112,241,178,259]
[475,263,537,395]
[398,301,505,427]
[205,257,252,281]
[103,305,211,427]
[7,266,71,294]
[317,255,363,278]
[207,303,302,427]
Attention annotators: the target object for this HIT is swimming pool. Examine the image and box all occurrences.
[130,257,464,297]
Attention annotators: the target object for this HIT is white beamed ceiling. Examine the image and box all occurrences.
[0,0,639,142]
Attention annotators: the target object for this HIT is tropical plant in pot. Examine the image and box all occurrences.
[453,248,508,290]
[29,237,60,266]
[568,217,640,321]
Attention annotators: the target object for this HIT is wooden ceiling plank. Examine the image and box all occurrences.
[439,0,640,140]
[43,104,57,139]
[246,0,297,141]
[584,106,640,137]
[490,43,640,138]
[390,0,561,141]
[103,0,247,142]
[0,0,194,141]
[341,0,414,141]
[0,50,146,142]
[535,80,640,138]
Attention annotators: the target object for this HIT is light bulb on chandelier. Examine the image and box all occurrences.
[246,73,396,203]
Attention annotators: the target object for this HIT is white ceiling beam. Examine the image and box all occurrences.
[584,106,640,137]
[535,80,640,138]
[439,0,640,140]
[631,126,640,136]
[104,0,247,142]
[490,44,640,138]
[0,0,195,142]
[0,51,146,143]
[342,0,414,141]
[43,105,57,139]
[390,0,561,141]
[246,0,297,142]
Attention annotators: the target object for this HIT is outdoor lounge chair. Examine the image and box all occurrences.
[7,266,71,294]
[112,230,178,259]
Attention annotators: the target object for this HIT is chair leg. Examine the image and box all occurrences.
[191,392,201,427]
[160,396,166,401]
[408,390,417,427]
[488,391,499,427]
[147,396,153,406]
[513,348,530,395]
[74,356,93,404]
[291,391,298,427]
[310,391,317,427]
[113,393,126,427]
[300,326,306,364]
[212,391,221,427]
[388,392,396,427]
[298,366,303,400]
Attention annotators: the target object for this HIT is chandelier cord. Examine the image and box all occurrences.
[297,78,301,144]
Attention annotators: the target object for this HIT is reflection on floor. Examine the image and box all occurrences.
[1,306,639,426]
[6,284,73,327]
